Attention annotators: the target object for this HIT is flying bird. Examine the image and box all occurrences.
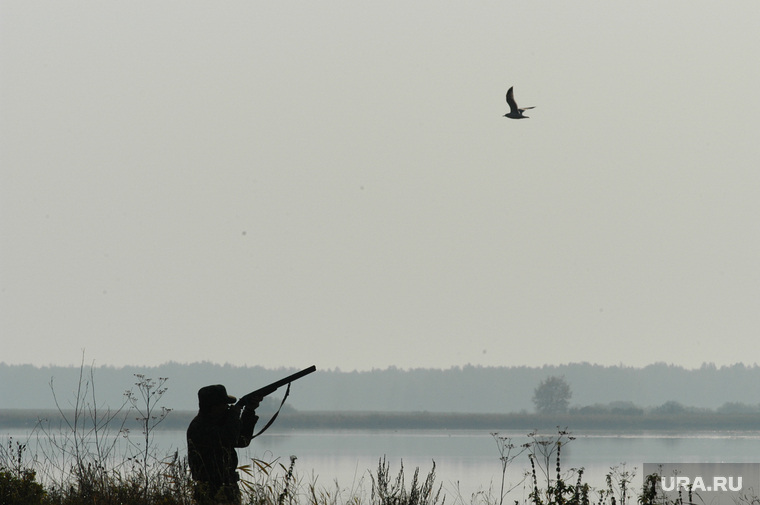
[503,86,534,119]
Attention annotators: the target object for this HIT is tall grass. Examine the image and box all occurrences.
[370,457,443,505]
[0,359,191,504]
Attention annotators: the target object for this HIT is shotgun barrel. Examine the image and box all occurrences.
[237,365,316,407]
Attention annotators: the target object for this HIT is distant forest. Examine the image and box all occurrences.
[3,361,760,415]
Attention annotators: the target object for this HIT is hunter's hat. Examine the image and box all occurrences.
[198,384,236,409]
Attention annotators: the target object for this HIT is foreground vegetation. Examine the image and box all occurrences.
[6,424,759,505]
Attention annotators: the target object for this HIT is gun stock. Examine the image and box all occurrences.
[237,365,316,407]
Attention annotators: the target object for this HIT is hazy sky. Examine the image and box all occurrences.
[2,1,759,371]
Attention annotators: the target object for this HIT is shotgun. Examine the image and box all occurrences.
[236,365,317,407]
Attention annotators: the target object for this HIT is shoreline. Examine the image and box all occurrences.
[2,409,760,432]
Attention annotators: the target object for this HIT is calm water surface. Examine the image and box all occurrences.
[250,430,760,497]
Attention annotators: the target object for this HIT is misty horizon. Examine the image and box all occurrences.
[3,360,760,413]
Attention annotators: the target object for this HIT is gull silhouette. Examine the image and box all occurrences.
[503,86,534,119]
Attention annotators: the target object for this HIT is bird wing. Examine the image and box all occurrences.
[506,87,519,114]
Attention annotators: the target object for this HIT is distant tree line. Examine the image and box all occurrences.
[531,375,760,417]
[3,361,760,414]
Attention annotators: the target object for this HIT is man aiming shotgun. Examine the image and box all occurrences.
[186,365,316,505]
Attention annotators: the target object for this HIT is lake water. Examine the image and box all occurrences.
[250,430,760,500]
[6,428,760,501]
